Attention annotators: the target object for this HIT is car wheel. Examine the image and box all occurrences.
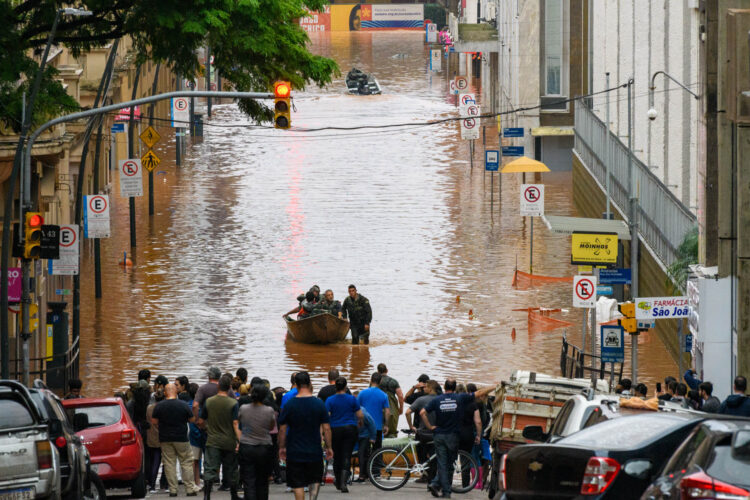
[83,471,106,500]
[130,470,147,499]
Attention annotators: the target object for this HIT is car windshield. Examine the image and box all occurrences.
[0,398,34,429]
[560,415,686,450]
[705,439,750,489]
[66,404,121,429]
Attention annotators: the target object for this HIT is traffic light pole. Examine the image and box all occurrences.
[21,259,30,386]
[128,65,142,249]
[627,78,639,385]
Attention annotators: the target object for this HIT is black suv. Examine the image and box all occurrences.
[27,380,97,500]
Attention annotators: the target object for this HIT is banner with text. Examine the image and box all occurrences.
[329,4,423,31]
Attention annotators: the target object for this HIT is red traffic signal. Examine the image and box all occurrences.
[28,214,43,227]
[274,81,291,99]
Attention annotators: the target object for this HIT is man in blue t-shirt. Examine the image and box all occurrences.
[278,372,332,500]
[357,372,390,480]
[421,379,495,498]
[281,372,298,408]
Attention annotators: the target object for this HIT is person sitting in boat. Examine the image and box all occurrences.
[315,289,343,319]
[297,291,318,319]
[295,285,320,305]
[284,288,320,319]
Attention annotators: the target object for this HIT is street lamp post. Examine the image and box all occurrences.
[647,71,700,120]
[0,7,91,382]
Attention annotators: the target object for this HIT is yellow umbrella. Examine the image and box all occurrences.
[501,156,551,173]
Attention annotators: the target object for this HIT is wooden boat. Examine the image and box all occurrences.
[285,313,350,344]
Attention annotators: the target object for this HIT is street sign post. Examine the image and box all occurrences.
[501,146,524,156]
[83,195,110,238]
[571,232,619,265]
[460,117,480,140]
[139,126,161,149]
[601,326,625,363]
[502,127,524,137]
[453,76,468,93]
[48,225,79,276]
[597,285,614,296]
[111,123,125,134]
[573,275,597,308]
[430,49,441,71]
[141,150,161,172]
[485,150,499,172]
[520,184,544,216]
[459,93,476,107]
[599,268,632,285]
[119,159,143,198]
[171,97,190,127]
[426,23,437,43]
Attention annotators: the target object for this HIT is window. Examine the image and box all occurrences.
[561,414,688,451]
[0,398,34,429]
[65,405,121,429]
[548,399,575,438]
[661,426,709,474]
[543,0,564,96]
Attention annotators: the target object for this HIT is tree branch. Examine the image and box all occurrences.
[27,29,125,48]
[13,0,44,16]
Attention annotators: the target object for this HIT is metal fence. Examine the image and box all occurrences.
[573,104,697,269]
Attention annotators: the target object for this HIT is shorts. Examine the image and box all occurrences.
[191,445,202,461]
[286,460,324,489]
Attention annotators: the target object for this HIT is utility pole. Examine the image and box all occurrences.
[206,44,212,118]
[147,63,161,216]
[627,78,639,384]
[128,66,142,249]
[176,72,182,167]
[605,72,611,219]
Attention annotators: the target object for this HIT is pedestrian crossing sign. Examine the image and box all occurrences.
[141,150,161,172]
[139,126,161,149]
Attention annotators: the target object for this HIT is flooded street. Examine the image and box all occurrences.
[78,32,676,396]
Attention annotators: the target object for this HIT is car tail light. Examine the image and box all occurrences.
[121,429,136,445]
[500,453,507,490]
[36,440,53,469]
[580,457,620,495]
[54,436,67,448]
[680,471,750,499]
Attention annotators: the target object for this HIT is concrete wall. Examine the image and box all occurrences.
[590,0,700,211]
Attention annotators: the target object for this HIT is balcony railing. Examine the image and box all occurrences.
[573,104,697,270]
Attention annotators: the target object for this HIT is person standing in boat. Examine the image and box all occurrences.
[316,289,343,318]
[341,284,372,345]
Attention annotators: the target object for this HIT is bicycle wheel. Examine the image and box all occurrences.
[450,450,480,493]
[367,447,411,491]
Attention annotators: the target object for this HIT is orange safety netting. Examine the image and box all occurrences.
[511,269,574,290]
[512,307,573,333]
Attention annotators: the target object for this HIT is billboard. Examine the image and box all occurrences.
[327,4,424,31]
[299,6,331,32]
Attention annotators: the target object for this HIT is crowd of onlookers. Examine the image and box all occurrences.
[80,364,495,500]
[614,371,750,415]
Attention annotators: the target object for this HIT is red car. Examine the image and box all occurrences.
[62,398,146,498]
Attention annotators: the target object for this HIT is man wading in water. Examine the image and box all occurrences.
[342,284,372,344]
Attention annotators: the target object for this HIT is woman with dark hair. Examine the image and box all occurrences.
[348,4,362,31]
[236,384,276,500]
[325,377,363,492]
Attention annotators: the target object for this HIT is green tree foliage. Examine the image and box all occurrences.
[667,226,699,293]
[0,0,338,130]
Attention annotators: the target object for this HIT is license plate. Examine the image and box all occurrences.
[0,489,34,500]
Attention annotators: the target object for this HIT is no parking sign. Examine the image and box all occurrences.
[573,275,597,308]
[520,184,544,216]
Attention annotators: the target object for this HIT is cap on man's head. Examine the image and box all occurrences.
[154,375,169,386]
[207,366,222,379]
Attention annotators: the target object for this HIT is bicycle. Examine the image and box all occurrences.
[366,430,479,493]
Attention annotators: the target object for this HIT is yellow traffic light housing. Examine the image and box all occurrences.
[27,304,39,333]
[24,212,43,259]
[273,81,291,129]
[618,302,638,334]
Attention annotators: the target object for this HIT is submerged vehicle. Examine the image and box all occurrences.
[285,313,350,344]
[346,68,381,95]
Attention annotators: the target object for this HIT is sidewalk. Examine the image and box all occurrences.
[109,482,488,499]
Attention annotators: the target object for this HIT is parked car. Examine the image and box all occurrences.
[520,393,620,443]
[0,380,61,499]
[27,380,104,500]
[62,397,146,498]
[501,412,709,499]
[641,418,750,499]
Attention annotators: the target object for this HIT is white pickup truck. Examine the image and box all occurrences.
[0,380,61,499]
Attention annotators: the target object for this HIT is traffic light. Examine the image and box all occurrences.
[618,302,637,334]
[24,212,43,259]
[273,81,291,129]
[27,304,39,335]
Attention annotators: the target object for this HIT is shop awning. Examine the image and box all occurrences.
[501,156,551,173]
[541,215,631,240]
[531,126,575,137]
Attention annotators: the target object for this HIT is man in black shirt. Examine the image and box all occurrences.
[152,384,200,496]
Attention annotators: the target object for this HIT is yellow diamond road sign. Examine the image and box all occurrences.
[139,126,161,149]
[141,149,161,172]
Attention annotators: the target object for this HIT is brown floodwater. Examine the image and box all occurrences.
[77,32,676,397]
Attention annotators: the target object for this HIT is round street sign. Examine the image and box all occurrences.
[463,117,477,129]
[576,278,595,301]
[455,77,468,90]
[122,160,139,177]
[466,105,480,116]
[89,195,108,214]
[524,185,541,203]
[59,227,76,247]
[174,98,189,111]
